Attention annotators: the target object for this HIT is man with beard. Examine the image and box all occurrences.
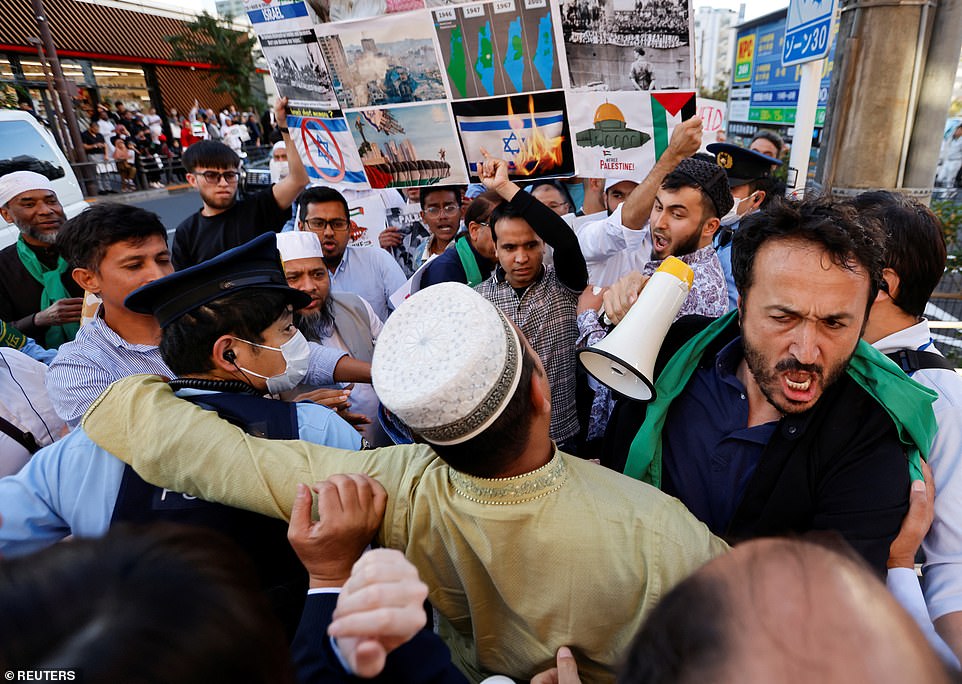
[601,197,937,574]
[170,97,308,269]
[606,157,730,317]
[276,230,389,446]
[0,171,84,349]
[577,157,732,448]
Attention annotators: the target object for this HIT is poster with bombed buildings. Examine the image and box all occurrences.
[246,0,694,188]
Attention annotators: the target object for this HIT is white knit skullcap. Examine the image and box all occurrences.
[372,282,523,445]
[276,231,323,263]
[0,171,55,208]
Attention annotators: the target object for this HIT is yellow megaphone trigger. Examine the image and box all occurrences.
[656,256,694,289]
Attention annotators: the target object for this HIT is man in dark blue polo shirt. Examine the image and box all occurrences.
[602,197,937,573]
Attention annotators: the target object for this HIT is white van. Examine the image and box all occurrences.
[0,110,89,249]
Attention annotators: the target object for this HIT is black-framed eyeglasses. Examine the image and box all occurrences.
[424,203,461,218]
[304,217,349,232]
[196,170,239,184]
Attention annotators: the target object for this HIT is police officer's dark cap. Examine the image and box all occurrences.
[706,142,782,187]
[125,233,311,328]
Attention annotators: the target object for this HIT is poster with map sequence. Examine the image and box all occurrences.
[434,0,561,99]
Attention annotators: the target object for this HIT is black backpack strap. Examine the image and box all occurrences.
[886,349,957,374]
[0,415,40,454]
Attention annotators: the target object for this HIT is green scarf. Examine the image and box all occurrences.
[16,237,78,348]
[625,310,937,486]
[455,236,483,287]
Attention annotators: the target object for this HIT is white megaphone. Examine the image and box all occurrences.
[578,256,693,402]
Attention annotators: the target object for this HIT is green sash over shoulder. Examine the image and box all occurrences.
[625,310,937,486]
[455,237,483,287]
[16,237,78,348]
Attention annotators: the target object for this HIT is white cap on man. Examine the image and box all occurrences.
[276,231,323,263]
[0,171,55,208]
[372,283,524,445]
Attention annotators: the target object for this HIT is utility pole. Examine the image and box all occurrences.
[816,0,961,200]
[904,0,962,190]
[27,37,69,155]
[29,0,89,169]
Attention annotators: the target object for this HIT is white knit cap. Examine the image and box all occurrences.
[276,231,323,263]
[272,140,286,155]
[0,171,55,208]
[372,282,523,445]
[604,177,637,193]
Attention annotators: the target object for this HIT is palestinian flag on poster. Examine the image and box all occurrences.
[650,93,698,160]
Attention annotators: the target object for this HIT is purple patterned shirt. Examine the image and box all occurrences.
[578,244,728,441]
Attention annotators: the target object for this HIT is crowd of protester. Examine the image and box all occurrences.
[72,98,285,195]
[1,103,961,684]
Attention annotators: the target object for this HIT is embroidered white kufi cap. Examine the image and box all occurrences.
[276,230,324,263]
[372,282,523,445]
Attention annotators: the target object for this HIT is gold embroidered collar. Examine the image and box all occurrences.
[448,450,567,505]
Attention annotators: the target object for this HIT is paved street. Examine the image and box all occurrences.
[117,186,201,241]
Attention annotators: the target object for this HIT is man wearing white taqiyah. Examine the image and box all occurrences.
[77,282,728,683]
[276,230,389,446]
[0,171,84,350]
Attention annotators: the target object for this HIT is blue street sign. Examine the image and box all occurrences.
[783,0,836,66]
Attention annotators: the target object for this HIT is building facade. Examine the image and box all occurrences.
[693,5,739,95]
[0,0,249,143]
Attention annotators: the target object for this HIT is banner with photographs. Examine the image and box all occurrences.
[246,0,694,188]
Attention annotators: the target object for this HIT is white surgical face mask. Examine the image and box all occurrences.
[232,330,311,394]
[718,192,758,227]
[269,160,289,184]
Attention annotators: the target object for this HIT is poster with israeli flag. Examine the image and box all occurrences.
[287,106,370,188]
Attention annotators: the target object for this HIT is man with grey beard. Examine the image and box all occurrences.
[0,171,84,349]
[276,230,390,446]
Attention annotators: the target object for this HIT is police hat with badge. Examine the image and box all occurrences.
[706,142,781,187]
[125,233,311,327]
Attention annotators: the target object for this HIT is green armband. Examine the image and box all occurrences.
[0,320,28,350]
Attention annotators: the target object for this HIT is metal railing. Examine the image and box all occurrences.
[69,143,278,198]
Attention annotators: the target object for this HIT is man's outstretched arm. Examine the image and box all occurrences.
[79,375,429,534]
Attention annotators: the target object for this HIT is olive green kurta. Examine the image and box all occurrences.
[83,375,728,683]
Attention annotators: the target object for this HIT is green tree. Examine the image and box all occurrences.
[165,12,262,110]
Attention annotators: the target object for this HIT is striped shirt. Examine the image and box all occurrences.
[47,315,172,429]
[46,313,347,429]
